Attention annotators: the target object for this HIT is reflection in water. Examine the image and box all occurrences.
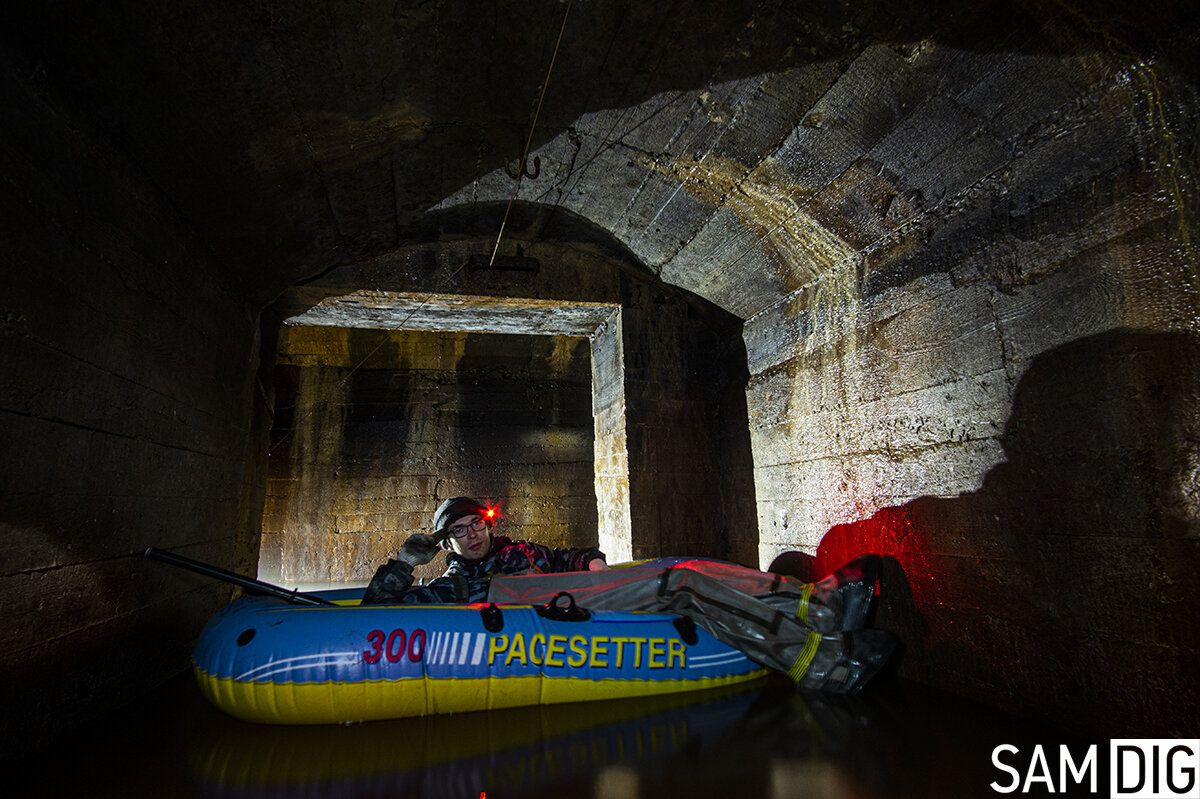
[768,761,842,799]
[594,766,640,799]
[191,682,770,798]
[23,670,1095,799]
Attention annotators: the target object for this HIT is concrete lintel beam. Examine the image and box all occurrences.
[280,288,619,338]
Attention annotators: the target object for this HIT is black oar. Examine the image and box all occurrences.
[144,547,337,606]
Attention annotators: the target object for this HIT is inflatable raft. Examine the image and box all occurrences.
[193,587,767,725]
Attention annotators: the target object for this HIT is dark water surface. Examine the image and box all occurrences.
[21,671,1096,798]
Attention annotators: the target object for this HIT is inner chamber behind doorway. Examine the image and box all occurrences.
[259,325,597,587]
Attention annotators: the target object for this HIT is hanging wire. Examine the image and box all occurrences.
[531,0,771,256]
[488,0,573,267]
[269,0,575,457]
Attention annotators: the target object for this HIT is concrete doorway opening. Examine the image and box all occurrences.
[257,290,630,586]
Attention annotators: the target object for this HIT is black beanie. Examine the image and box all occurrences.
[432,496,487,533]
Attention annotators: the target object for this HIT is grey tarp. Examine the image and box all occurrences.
[486,559,892,692]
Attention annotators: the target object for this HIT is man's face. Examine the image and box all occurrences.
[446,514,491,560]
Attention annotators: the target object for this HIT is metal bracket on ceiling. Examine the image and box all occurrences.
[467,245,540,275]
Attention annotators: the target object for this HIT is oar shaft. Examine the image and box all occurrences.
[144,547,336,606]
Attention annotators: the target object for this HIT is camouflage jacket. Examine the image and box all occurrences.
[361,535,605,605]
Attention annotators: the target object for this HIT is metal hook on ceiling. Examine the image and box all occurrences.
[505,129,542,180]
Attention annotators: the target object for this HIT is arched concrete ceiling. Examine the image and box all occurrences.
[6,0,1196,316]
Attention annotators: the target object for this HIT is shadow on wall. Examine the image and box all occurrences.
[770,329,1200,737]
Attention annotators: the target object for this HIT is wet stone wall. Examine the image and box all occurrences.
[743,47,1200,736]
[0,50,268,752]
[259,325,597,586]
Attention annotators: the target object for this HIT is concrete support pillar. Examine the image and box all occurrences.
[590,309,632,562]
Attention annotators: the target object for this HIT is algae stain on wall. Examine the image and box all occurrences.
[647,151,858,290]
[280,362,349,585]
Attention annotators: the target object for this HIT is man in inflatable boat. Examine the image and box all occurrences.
[363,496,610,606]
[364,496,898,695]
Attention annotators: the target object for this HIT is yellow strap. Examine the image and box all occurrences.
[786,631,823,682]
[796,583,813,622]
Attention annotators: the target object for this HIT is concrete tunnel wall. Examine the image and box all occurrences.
[0,51,274,749]
[1,0,1199,755]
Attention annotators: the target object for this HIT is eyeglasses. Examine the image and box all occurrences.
[447,517,488,539]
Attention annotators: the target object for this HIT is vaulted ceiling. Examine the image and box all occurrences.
[6,0,1196,315]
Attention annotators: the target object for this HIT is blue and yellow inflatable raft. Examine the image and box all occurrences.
[193,588,767,725]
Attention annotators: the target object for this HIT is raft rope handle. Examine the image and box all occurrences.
[536,591,591,622]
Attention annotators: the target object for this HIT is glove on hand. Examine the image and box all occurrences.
[397,533,440,568]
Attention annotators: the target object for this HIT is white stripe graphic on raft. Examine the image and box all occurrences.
[457,632,472,664]
[429,631,444,664]
[470,633,486,665]
[235,652,360,681]
[688,651,749,663]
[235,652,359,680]
[434,631,454,665]
[687,653,749,669]
[449,632,461,664]
[241,659,361,683]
